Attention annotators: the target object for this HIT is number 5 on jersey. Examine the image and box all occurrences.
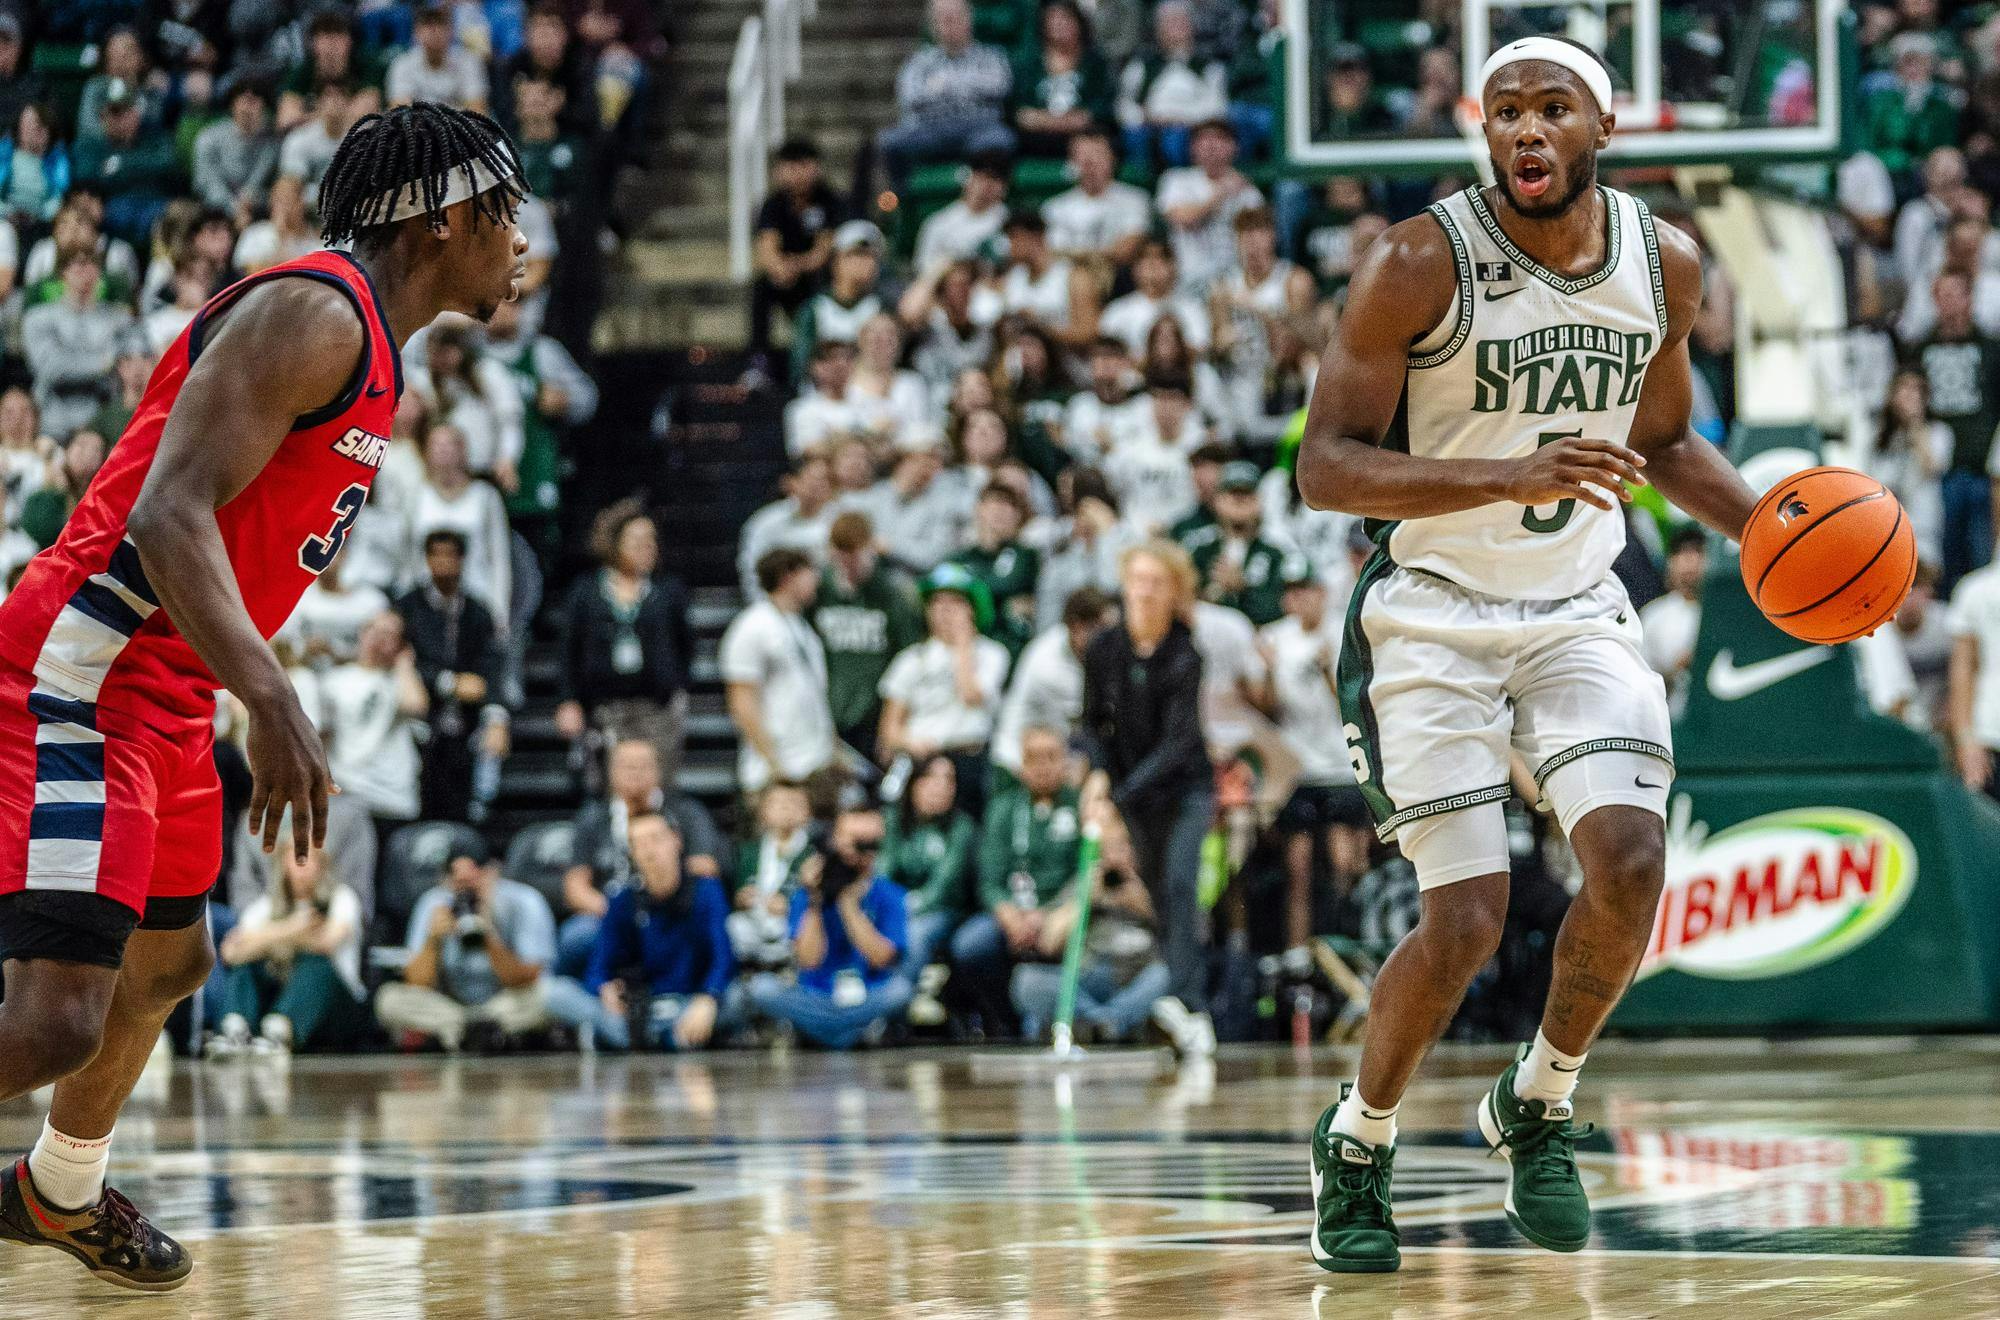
[299,482,368,575]
[1521,429,1582,534]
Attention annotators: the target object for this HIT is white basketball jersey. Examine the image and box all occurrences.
[1381,185,1668,601]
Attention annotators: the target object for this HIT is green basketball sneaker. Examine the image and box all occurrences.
[1308,1085,1401,1273]
[1475,1052,1595,1253]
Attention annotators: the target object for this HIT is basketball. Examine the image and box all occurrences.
[1739,467,1918,644]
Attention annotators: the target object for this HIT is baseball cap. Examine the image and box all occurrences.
[1329,41,1369,69]
[1219,460,1263,493]
[833,219,884,253]
[0,12,22,41]
[1280,554,1320,589]
[103,78,139,110]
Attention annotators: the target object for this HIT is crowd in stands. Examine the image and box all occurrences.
[703,0,2000,1055]
[35,0,2000,1062]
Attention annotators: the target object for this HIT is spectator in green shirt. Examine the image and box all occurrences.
[73,81,183,245]
[948,483,1041,657]
[1168,443,1232,541]
[1181,460,1287,624]
[1863,34,1962,186]
[883,754,977,1023]
[17,430,108,550]
[813,510,925,752]
[511,75,589,203]
[1010,0,1117,159]
[950,725,1085,1030]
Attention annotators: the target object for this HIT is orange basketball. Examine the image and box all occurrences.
[1738,466,1917,645]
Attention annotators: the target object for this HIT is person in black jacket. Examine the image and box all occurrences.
[554,498,693,789]
[397,530,510,823]
[1077,539,1216,1056]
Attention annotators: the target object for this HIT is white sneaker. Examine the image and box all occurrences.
[250,1034,291,1060]
[1150,996,1193,1046]
[206,1015,251,1060]
[1183,1011,1217,1059]
[258,1014,295,1049]
[907,992,947,1028]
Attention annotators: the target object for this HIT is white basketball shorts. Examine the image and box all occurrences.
[1335,552,1674,873]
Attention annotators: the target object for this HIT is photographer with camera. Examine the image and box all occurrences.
[745,799,913,1049]
[544,812,740,1051]
[375,841,556,1052]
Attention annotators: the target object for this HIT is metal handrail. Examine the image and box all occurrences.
[728,0,819,282]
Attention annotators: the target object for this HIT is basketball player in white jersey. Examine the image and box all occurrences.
[1294,39,1759,1271]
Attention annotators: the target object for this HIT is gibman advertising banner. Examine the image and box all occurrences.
[1639,806,1918,983]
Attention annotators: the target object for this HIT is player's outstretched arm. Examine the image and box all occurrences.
[1626,222,1757,542]
[126,279,366,859]
[1295,215,1646,520]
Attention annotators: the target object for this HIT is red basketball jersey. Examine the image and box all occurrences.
[0,250,402,726]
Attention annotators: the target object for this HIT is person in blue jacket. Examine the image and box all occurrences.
[545,810,740,1050]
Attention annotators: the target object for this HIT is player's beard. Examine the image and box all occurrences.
[1490,150,1597,219]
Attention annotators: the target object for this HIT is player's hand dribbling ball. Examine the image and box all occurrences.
[1739,466,1917,644]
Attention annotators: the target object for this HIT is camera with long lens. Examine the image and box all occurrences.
[452,890,486,949]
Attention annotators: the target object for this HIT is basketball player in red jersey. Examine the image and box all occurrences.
[0,104,528,1290]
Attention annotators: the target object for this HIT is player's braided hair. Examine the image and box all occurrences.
[318,103,526,248]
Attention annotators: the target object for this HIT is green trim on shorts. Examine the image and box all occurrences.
[1533,737,1675,787]
[1374,783,1513,843]
[1336,549,1400,831]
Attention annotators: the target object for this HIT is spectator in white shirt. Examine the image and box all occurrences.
[317,611,429,835]
[1259,561,1370,964]
[1100,238,1211,357]
[1031,467,1143,629]
[386,4,490,111]
[411,422,512,619]
[738,451,840,596]
[1118,1,1229,169]
[860,446,970,573]
[1640,528,1706,718]
[901,259,996,401]
[1866,367,1951,565]
[1044,129,1152,267]
[233,174,320,275]
[991,586,1116,774]
[1104,368,1203,534]
[278,81,360,206]
[142,260,210,359]
[785,340,867,457]
[914,150,1012,275]
[1191,597,1268,760]
[1155,119,1262,295]
[1893,147,1967,286]
[878,564,1012,801]
[213,839,369,1056]
[278,552,392,667]
[410,319,525,490]
[721,548,838,793]
[980,210,1100,351]
[848,314,938,452]
[1061,336,1141,465]
[1898,214,2000,343]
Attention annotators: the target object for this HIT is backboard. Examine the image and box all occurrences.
[1282,0,1848,174]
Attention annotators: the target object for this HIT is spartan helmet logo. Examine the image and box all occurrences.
[1775,493,1810,526]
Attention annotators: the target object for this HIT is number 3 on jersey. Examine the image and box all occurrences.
[299,482,368,575]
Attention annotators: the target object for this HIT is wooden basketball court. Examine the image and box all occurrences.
[4,1038,1999,1317]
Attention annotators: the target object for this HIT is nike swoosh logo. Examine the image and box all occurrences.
[366,383,389,398]
[1635,777,1664,790]
[1549,1060,1583,1072]
[1705,646,1835,701]
[1483,287,1524,301]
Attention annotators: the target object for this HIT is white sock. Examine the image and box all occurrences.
[1332,1086,1399,1148]
[1514,1030,1587,1105]
[28,1120,112,1211]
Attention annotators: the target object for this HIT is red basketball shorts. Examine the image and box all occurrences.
[0,656,221,923]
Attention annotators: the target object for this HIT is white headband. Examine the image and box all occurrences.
[371,156,516,224]
[1478,37,1613,116]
